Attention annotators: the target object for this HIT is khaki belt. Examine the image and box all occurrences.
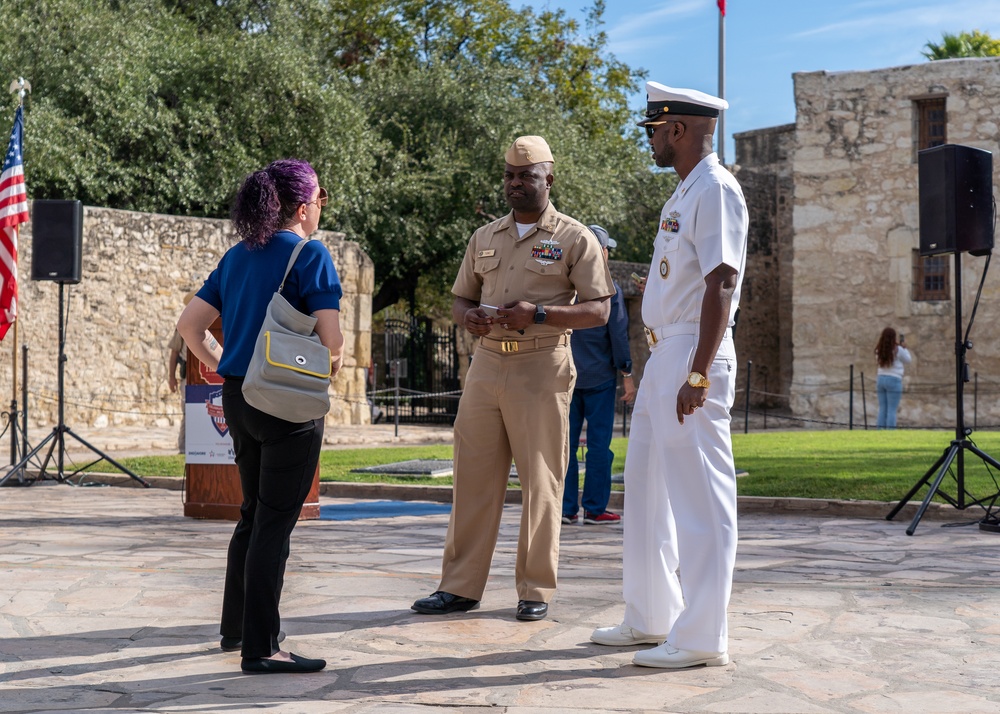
[478,333,570,354]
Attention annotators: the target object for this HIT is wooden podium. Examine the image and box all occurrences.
[183,319,320,520]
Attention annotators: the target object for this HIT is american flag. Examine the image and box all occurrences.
[0,105,29,341]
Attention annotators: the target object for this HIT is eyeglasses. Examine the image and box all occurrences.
[307,187,328,208]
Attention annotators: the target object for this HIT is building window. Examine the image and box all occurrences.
[914,97,947,156]
[912,250,950,301]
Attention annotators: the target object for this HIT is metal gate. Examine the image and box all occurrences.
[371,315,461,424]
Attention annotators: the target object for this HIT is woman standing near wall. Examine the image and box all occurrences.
[178,159,344,674]
[875,327,912,429]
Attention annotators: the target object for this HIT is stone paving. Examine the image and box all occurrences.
[1,480,999,713]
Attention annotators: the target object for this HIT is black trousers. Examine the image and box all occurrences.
[219,379,324,659]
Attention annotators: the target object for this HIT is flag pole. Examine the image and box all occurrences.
[6,78,29,465]
[717,1,726,164]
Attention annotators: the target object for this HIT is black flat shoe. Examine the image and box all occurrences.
[221,630,285,653]
[241,652,326,674]
[516,600,548,621]
[411,590,480,614]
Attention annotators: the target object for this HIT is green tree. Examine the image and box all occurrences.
[0,0,374,218]
[1,0,668,314]
[922,30,1000,59]
[323,0,663,311]
[343,58,670,312]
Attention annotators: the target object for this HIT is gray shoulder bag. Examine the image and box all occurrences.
[242,240,332,422]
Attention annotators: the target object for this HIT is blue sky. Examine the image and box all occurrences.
[527,0,1000,160]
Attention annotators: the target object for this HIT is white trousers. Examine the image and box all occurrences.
[622,331,738,654]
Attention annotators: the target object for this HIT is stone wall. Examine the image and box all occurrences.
[791,58,1000,426]
[734,124,796,409]
[0,206,374,432]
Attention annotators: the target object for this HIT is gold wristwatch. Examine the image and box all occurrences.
[687,371,710,389]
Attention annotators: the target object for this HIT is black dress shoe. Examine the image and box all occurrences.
[221,630,285,653]
[516,600,548,621]
[241,652,326,674]
[411,590,480,614]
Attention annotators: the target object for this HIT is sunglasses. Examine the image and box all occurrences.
[308,187,328,208]
[644,121,673,139]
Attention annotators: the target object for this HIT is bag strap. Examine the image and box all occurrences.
[277,239,310,296]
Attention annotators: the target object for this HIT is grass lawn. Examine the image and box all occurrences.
[80,430,1000,504]
[732,429,1000,502]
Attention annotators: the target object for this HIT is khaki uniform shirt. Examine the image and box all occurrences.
[452,202,615,337]
[167,329,186,357]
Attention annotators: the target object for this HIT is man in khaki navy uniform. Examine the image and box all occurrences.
[412,136,614,621]
[591,83,748,668]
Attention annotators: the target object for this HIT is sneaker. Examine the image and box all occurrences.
[583,511,621,524]
[562,513,578,525]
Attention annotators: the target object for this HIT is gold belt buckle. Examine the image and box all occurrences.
[644,327,657,347]
[501,340,519,353]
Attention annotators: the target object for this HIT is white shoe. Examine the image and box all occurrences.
[633,642,729,668]
[590,623,667,646]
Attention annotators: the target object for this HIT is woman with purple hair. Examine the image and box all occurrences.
[178,159,344,674]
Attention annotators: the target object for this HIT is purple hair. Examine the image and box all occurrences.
[231,159,317,248]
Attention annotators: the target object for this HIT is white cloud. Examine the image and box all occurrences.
[792,1,1000,40]
[606,0,706,42]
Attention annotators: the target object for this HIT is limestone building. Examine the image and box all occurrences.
[0,207,374,435]
[734,57,1000,428]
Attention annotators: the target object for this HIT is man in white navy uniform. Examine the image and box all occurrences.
[591,82,749,668]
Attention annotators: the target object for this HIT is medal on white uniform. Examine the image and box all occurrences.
[659,256,670,279]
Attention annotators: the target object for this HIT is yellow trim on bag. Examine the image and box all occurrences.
[263,332,332,379]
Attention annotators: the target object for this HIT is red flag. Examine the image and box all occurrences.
[0,105,29,341]
[718,0,726,16]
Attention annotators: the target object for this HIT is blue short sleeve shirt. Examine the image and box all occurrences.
[196,230,343,377]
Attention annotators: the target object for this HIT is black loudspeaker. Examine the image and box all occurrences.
[31,199,83,283]
[918,144,994,257]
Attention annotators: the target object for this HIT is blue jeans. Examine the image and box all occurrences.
[564,377,617,516]
[876,374,903,429]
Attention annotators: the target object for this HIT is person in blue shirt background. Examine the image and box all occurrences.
[563,225,636,525]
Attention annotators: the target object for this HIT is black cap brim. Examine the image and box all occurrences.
[637,101,721,126]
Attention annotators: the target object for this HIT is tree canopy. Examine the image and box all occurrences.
[1,0,672,313]
[922,30,1000,60]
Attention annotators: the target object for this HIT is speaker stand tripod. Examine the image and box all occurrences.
[2,398,43,486]
[3,345,46,485]
[0,283,149,488]
[886,250,1000,534]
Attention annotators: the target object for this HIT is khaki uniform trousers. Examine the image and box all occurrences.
[440,337,575,603]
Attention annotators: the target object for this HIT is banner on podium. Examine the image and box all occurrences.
[185,384,235,465]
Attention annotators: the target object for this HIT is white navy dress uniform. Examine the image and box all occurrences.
[591,82,749,668]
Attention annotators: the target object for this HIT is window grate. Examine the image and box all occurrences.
[915,97,947,153]
[912,250,950,301]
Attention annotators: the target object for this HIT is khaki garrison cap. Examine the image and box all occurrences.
[504,136,554,166]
